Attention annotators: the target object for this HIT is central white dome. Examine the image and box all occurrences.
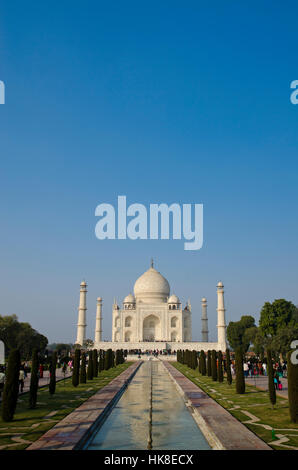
[134,266,170,303]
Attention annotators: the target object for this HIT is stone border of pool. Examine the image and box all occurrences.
[162,361,271,451]
[26,361,142,450]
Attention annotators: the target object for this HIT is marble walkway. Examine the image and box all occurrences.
[26,361,142,450]
[163,361,271,450]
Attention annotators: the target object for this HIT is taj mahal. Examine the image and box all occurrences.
[75,261,227,352]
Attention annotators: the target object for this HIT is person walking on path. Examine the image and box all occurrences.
[19,366,25,393]
[0,366,5,399]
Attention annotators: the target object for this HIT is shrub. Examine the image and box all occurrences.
[218,351,223,382]
[226,348,232,385]
[87,352,94,380]
[287,350,298,423]
[72,349,80,387]
[211,350,217,381]
[1,349,21,421]
[201,350,206,376]
[105,349,113,370]
[29,349,39,409]
[49,352,57,395]
[267,348,276,408]
[98,349,104,372]
[93,349,98,377]
[207,350,212,377]
[80,352,87,384]
[192,350,197,369]
[235,347,245,394]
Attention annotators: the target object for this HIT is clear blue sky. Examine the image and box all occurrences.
[0,1,297,343]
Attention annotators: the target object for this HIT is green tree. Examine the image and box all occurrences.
[93,349,98,377]
[105,349,113,370]
[192,350,197,370]
[259,300,297,338]
[49,352,57,395]
[1,349,21,421]
[207,350,212,377]
[201,350,206,376]
[29,349,39,409]
[226,349,232,385]
[266,349,276,408]
[218,351,223,382]
[72,349,80,387]
[87,352,94,380]
[0,315,48,359]
[235,347,245,394]
[99,350,104,372]
[198,351,202,373]
[211,350,217,381]
[287,350,298,423]
[271,325,298,359]
[80,352,87,384]
[227,316,256,352]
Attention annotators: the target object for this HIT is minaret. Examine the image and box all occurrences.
[216,281,227,351]
[94,297,103,344]
[201,297,209,342]
[76,281,87,346]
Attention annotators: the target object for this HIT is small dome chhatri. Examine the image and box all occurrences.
[168,294,180,304]
[123,293,135,304]
[134,262,170,303]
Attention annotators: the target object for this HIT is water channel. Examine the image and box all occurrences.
[86,360,211,450]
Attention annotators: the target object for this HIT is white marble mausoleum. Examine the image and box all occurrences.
[75,262,227,352]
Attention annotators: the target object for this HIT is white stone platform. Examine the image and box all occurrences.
[93,341,219,352]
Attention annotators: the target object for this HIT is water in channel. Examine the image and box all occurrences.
[86,360,210,450]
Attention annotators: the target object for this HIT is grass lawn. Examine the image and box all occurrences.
[0,362,132,450]
[173,362,298,450]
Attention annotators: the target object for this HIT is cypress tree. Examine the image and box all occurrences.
[87,352,94,380]
[226,349,232,385]
[287,350,298,423]
[72,349,80,387]
[198,351,202,373]
[201,351,206,376]
[80,352,87,384]
[29,349,39,409]
[267,348,276,408]
[192,350,197,369]
[49,352,57,395]
[211,350,217,381]
[93,349,98,377]
[235,347,245,394]
[1,349,21,422]
[98,350,104,372]
[218,351,223,383]
[207,350,212,377]
[104,349,111,370]
[121,349,124,364]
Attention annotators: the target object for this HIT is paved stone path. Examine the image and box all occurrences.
[21,369,72,395]
[245,375,288,399]
[27,362,142,450]
[163,361,271,450]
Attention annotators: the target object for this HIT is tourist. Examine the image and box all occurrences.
[19,366,25,393]
[0,366,5,399]
[243,362,249,377]
[262,362,267,376]
[282,362,287,378]
[39,364,44,379]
